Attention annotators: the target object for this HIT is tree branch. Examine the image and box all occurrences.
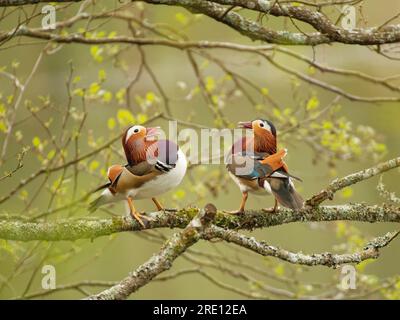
[307,156,400,206]
[210,0,400,45]
[86,204,217,300]
[2,27,399,104]
[2,156,400,298]
[204,226,399,267]
[2,0,400,45]
[1,203,399,242]
[2,155,400,241]
[141,0,328,45]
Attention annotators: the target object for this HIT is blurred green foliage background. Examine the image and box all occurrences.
[0,0,399,299]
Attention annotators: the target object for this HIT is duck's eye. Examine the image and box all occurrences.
[134,128,139,133]
[260,122,264,128]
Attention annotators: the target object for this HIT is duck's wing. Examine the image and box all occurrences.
[110,166,162,193]
[125,161,157,176]
[226,155,272,180]
[125,139,179,176]
[227,149,287,180]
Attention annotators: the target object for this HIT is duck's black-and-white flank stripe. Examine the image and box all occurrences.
[155,160,176,172]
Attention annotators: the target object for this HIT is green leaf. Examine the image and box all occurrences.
[205,76,215,93]
[336,221,347,238]
[0,120,7,133]
[102,91,113,103]
[274,264,285,276]
[307,66,316,75]
[89,160,100,172]
[73,88,85,97]
[89,82,100,95]
[373,143,387,154]
[306,96,319,110]
[356,259,373,272]
[108,31,117,39]
[116,88,126,104]
[47,150,56,160]
[117,109,135,126]
[341,187,353,199]
[98,69,106,82]
[173,189,186,200]
[11,60,20,69]
[146,92,156,104]
[175,12,188,25]
[90,46,103,63]
[137,113,148,124]
[72,76,81,84]
[32,136,41,148]
[0,103,6,116]
[261,87,269,96]
[107,117,116,130]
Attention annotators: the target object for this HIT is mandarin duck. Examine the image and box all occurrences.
[89,125,187,227]
[226,119,303,214]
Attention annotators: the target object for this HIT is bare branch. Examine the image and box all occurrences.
[377,176,400,204]
[204,226,399,267]
[86,204,217,300]
[307,156,400,206]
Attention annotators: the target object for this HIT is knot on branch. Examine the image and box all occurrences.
[317,252,336,268]
[188,203,217,230]
[305,189,334,207]
[364,231,400,250]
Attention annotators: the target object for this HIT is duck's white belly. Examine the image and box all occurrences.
[228,172,272,196]
[129,149,187,199]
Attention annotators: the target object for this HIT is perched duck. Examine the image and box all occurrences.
[89,125,187,227]
[226,119,303,214]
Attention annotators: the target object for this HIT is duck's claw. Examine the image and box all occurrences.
[262,207,279,213]
[223,209,245,215]
[129,210,146,228]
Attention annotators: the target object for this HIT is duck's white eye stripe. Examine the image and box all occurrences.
[126,126,141,142]
[264,122,271,132]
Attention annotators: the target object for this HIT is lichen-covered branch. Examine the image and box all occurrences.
[210,0,400,45]
[1,203,399,242]
[377,176,400,204]
[203,226,399,267]
[86,204,217,300]
[2,155,400,299]
[2,0,400,46]
[1,157,399,242]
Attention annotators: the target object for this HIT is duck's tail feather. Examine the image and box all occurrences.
[91,182,111,194]
[88,193,110,213]
[269,178,304,210]
[87,183,112,213]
